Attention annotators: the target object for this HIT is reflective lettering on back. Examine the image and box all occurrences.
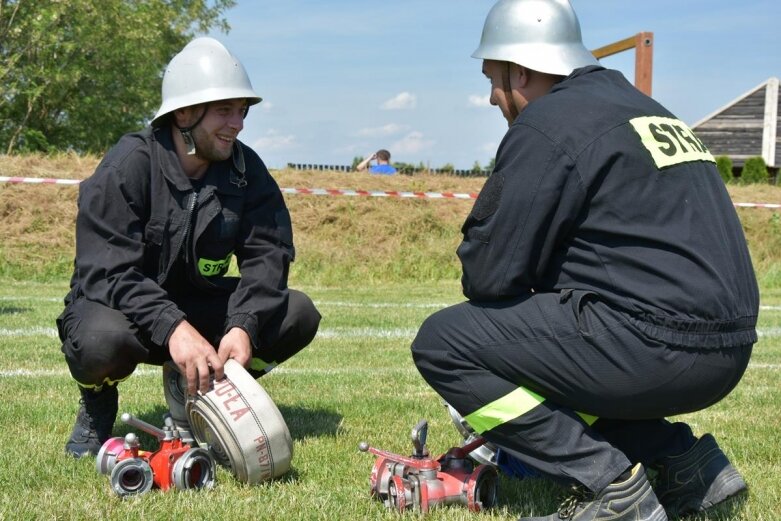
[629,116,715,169]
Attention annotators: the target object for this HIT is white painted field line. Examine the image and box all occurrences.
[6,325,781,340]
[4,294,781,309]
[2,364,780,380]
[0,326,58,337]
[4,294,781,314]
[314,300,452,309]
[0,366,419,379]
[0,296,453,309]
[0,326,420,339]
[316,327,418,339]
[0,296,62,302]
[757,327,781,337]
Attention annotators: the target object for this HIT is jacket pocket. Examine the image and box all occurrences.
[144,217,168,276]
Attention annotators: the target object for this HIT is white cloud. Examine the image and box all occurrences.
[468,94,491,108]
[334,143,363,155]
[258,101,274,111]
[381,92,417,110]
[391,131,435,155]
[253,129,296,152]
[480,142,498,154]
[355,123,408,137]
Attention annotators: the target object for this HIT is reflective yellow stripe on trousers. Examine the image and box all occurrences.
[463,386,598,435]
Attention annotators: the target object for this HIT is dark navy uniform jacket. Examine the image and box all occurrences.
[67,126,294,349]
[458,66,758,349]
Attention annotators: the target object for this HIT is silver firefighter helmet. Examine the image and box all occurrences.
[472,0,598,76]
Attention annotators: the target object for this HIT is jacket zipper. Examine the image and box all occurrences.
[182,191,197,264]
[166,190,197,274]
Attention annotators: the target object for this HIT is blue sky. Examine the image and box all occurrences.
[207,1,781,170]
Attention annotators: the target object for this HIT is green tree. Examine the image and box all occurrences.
[0,0,236,154]
[471,160,482,175]
[486,156,496,172]
[439,163,455,174]
[740,157,769,185]
[715,156,733,184]
[392,162,415,175]
[351,156,364,170]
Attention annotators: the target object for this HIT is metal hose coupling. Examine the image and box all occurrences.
[180,359,293,484]
[96,415,216,497]
[445,402,499,467]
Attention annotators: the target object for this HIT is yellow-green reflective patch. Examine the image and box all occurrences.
[630,116,714,169]
[463,387,600,434]
[250,357,270,372]
[75,374,130,390]
[577,412,598,426]
[198,252,232,277]
[464,387,545,434]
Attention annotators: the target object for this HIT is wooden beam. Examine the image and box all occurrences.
[634,32,653,97]
[591,35,636,59]
[591,32,654,96]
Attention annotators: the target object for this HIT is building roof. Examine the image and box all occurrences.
[692,77,779,168]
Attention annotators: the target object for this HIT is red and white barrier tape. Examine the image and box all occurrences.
[733,202,781,209]
[280,187,476,199]
[0,176,81,186]
[2,176,779,207]
[0,176,478,199]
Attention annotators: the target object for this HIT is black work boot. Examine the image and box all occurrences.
[65,385,119,458]
[520,464,667,521]
[654,433,747,518]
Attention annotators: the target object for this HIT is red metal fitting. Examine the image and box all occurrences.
[96,412,216,497]
[359,420,498,512]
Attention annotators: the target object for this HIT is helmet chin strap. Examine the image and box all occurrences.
[502,62,520,125]
[176,104,208,155]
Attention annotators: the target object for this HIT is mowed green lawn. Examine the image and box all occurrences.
[0,279,779,520]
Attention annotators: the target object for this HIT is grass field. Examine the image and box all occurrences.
[1,279,779,520]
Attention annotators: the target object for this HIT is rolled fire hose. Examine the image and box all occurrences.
[163,359,293,484]
[163,362,195,444]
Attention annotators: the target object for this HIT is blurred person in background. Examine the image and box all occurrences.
[355,149,397,174]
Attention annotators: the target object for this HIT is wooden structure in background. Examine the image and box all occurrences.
[692,78,780,170]
[591,32,654,96]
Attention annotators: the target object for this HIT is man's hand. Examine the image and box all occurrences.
[168,320,223,395]
[217,327,252,368]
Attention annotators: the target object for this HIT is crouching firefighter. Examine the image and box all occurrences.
[411,1,758,520]
[57,37,320,458]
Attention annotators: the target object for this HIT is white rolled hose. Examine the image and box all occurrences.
[163,359,293,484]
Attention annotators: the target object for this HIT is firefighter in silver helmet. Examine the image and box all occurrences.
[58,37,321,458]
[412,1,756,520]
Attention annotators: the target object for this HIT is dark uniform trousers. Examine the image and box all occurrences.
[58,289,321,387]
[411,289,752,493]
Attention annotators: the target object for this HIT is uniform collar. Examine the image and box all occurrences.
[152,126,196,192]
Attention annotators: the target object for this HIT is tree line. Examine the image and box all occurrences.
[0,0,235,154]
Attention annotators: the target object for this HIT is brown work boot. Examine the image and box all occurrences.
[519,464,667,521]
[654,433,747,517]
[65,385,118,458]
